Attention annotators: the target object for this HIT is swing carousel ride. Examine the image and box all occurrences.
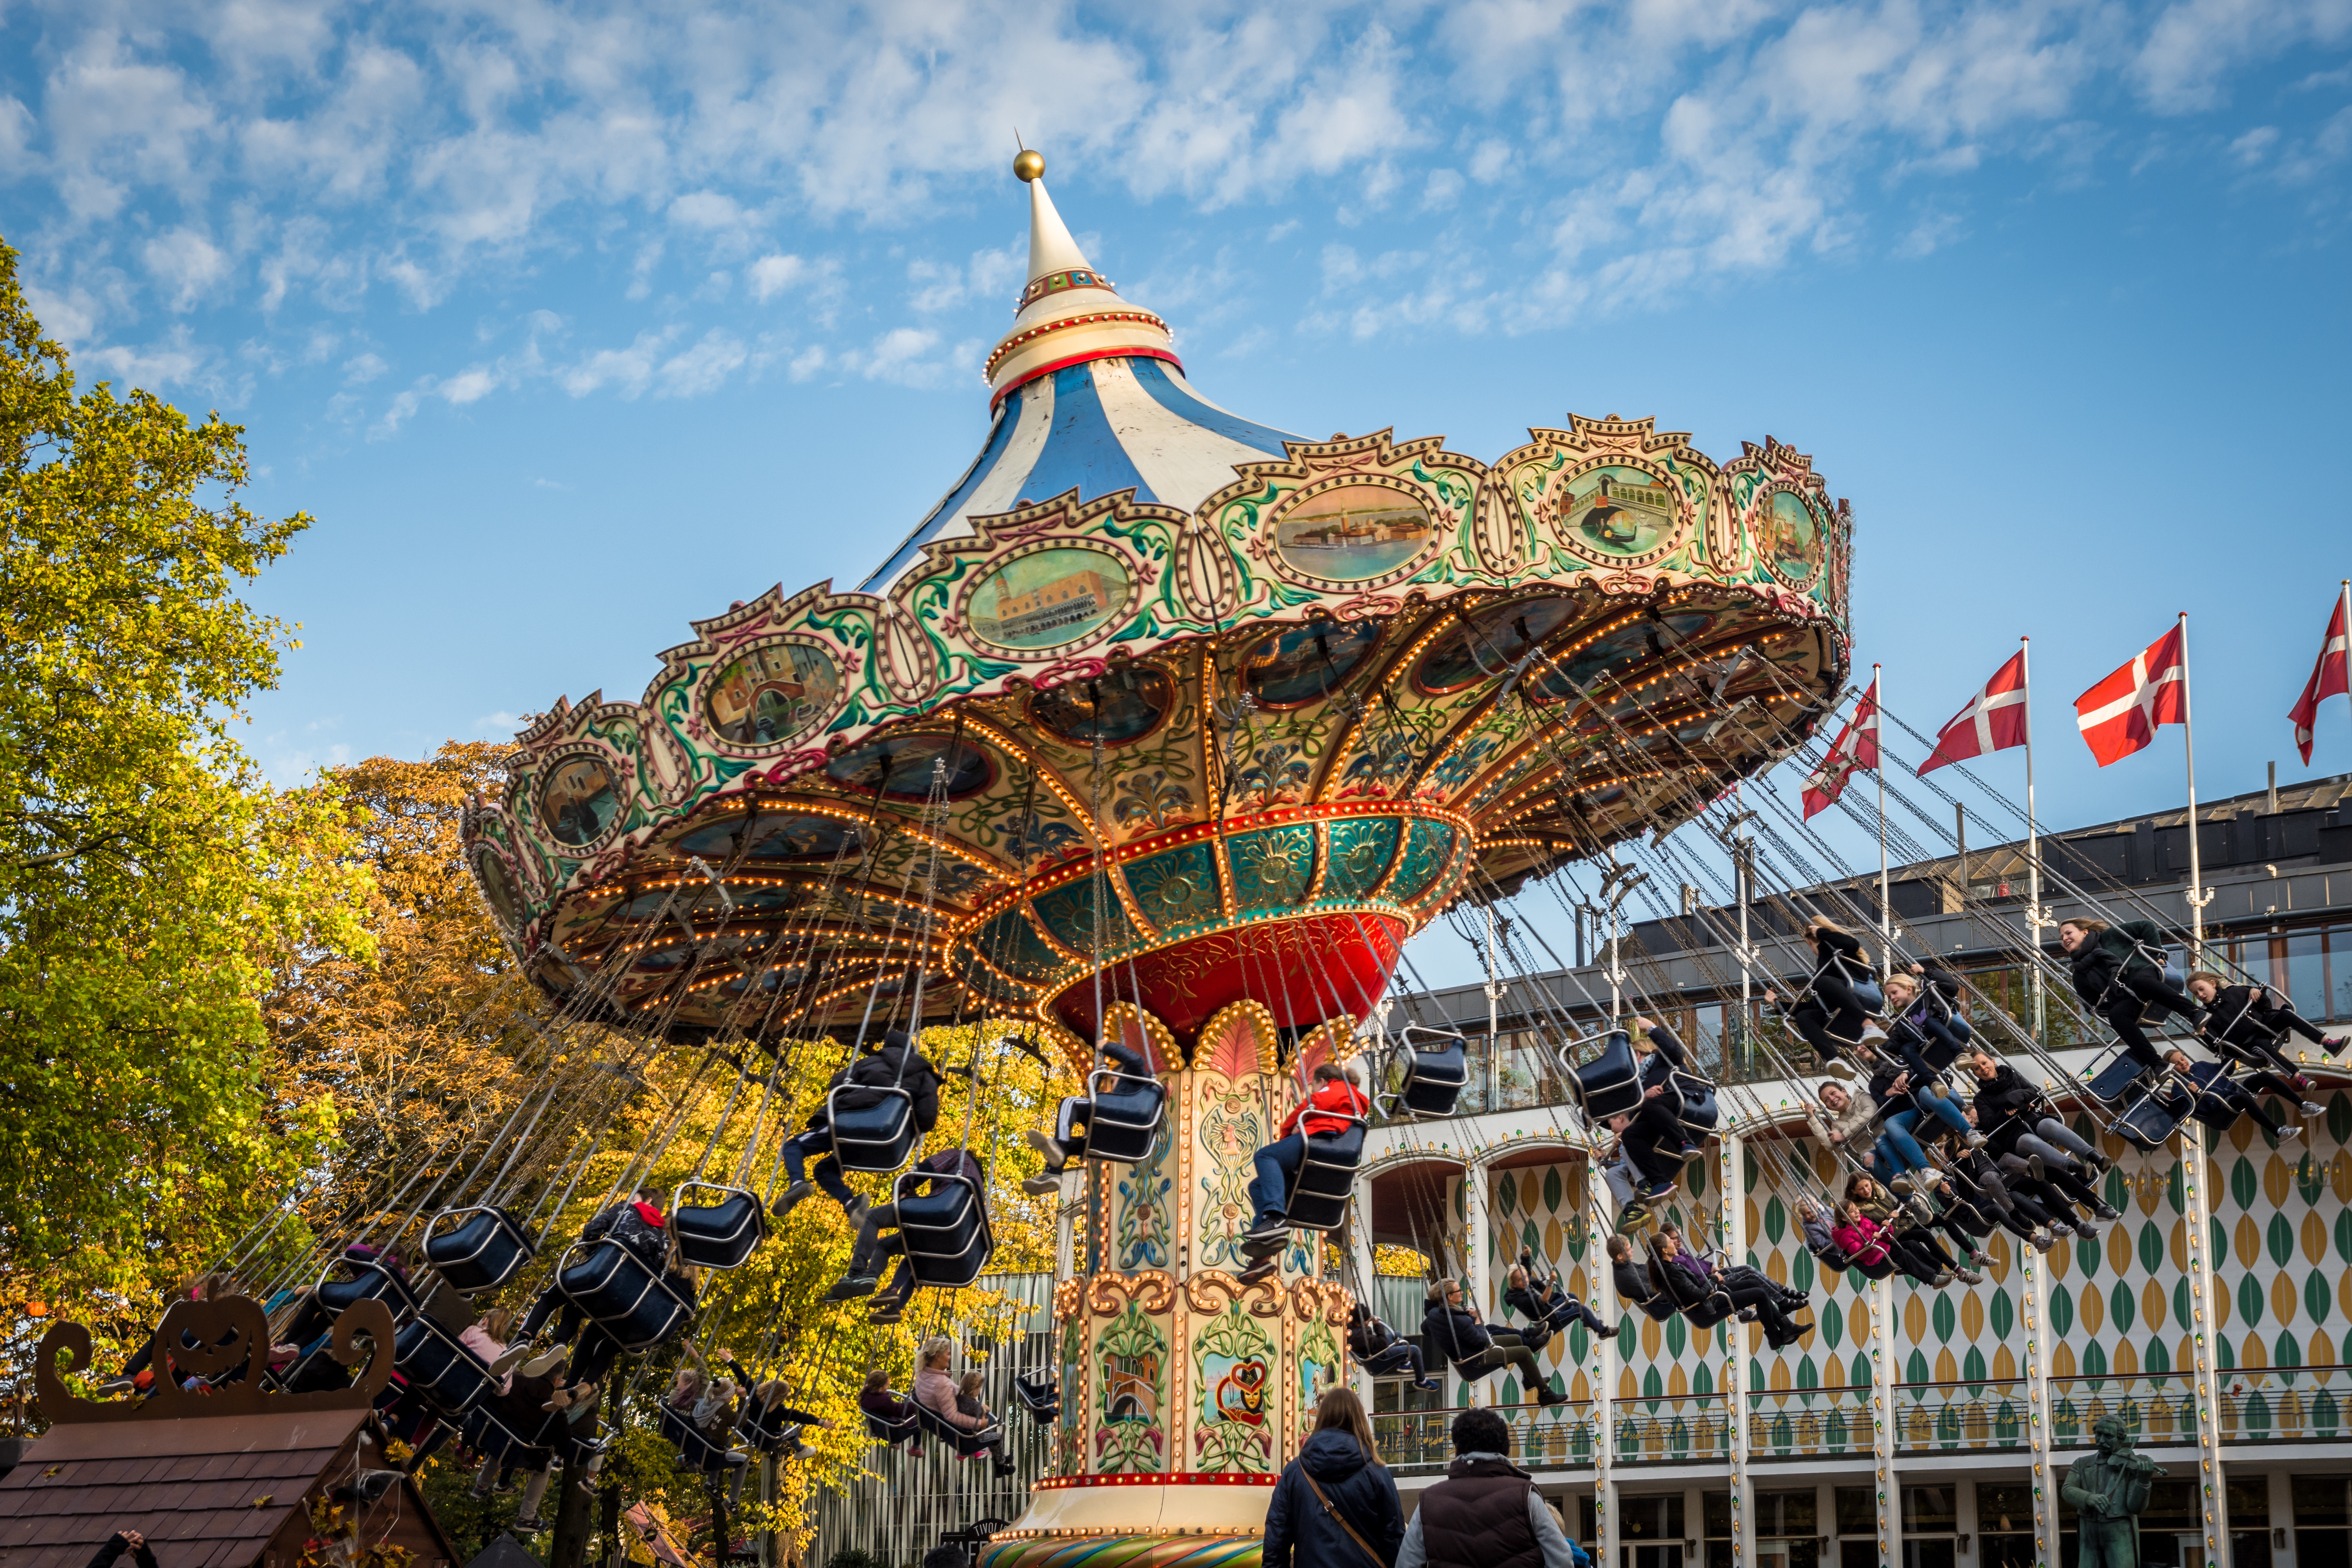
[464,151,1852,1557]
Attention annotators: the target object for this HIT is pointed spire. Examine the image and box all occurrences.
[1020,156,1091,283]
[985,147,1178,404]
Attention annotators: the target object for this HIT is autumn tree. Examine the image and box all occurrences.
[0,237,372,1376]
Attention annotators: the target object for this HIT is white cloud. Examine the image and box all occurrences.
[341,350,388,383]
[559,328,679,398]
[142,227,234,311]
[657,328,749,396]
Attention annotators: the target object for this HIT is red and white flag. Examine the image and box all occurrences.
[1802,675,1879,818]
[1919,650,2029,775]
[2075,624,2187,766]
[2288,590,2350,764]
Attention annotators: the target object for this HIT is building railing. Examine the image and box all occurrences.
[1744,1386,1875,1458]
[2217,1366,2352,1443]
[2048,1374,2201,1449]
[1891,1379,2031,1453]
[1614,1393,1731,1463]
[1371,1402,1594,1475]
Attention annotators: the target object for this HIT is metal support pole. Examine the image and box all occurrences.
[1722,1130,1753,1568]
[1588,1150,1618,1568]
[2021,1218,2062,1566]
[2178,612,2212,967]
[2180,1127,2230,1567]
[1870,1270,1899,1568]
[2022,636,2047,1046]
[1465,1159,1492,1407]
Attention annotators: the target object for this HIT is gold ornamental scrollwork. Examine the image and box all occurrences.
[1053,1276,1086,1321]
[1289,1278,1356,1327]
[1086,1270,1178,1316]
[1187,1269,1285,1317]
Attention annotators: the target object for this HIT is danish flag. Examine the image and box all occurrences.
[2288,590,2349,764]
[1919,650,2029,775]
[2074,624,2187,767]
[1802,675,1879,819]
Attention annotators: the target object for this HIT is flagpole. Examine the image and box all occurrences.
[2179,611,2208,967]
[2022,636,2043,1046]
[1875,664,1890,953]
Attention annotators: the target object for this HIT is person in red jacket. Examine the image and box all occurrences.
[1243,1061,1370,1248]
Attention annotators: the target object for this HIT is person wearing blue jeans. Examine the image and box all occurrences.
[1244,1062,1369,1245]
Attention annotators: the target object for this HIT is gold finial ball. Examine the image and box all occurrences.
[1013,149,1045,183]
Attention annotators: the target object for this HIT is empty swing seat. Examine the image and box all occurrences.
[1081,1068,1167,1163]
[660,1405,746,1474]
[1673,1069,1720,1140]
[1013,1371,1059,1423]
[2116,1084,2189,1151]
[315,1255,421,1321]
[670,1182,768,1270]
[422,1205,536,1295]
[1564,1031,1644,1122]
[555,1239,693,1349]
[2082,1046,2152,1104]
[1283,1118,1368,1232]
[828,1085,918,1173]
[392,1315,493,1417]
[910,1399,1002,1458]
[898,1174,995,1287]
[1392,1028,1469,1119]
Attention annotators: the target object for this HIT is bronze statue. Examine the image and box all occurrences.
[2060,1413,2165,1567]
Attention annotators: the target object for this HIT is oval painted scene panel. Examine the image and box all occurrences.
[1273,483,1434,581]
[967,546,1131,651]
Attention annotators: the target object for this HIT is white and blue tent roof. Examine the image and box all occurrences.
[862,156,1299,595]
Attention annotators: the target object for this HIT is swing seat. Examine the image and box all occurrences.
[1673,1069,1720,1138]
[911,1399,1002,1458]
[2116,1085,2189,1151]
[864,1405,919,1447]
[460,1404,553,1470]
[738,1395,820,1455]
[392,1315,493,1418]
[2082,1045,2151,1103]
[1392,1027,1469,1119]
[1013,1371,1059,1423]
[1811,1242,1853,1274]
[1851,980,1886,1014]
[315,1255,421,1321]
[1080,1068,1167,1163]
[422,1205,537,1295]
[669,1181,769,1270]
[555,1239,693,1349]
[898,1173,995,1288]
[660,1405,747,1474]
[1284,1118,1368,1232]
[828,1085,918,1174]
[1564,1031,1644,1122]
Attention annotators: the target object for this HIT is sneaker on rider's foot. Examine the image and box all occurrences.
[2091,1203,2122,1222]
[1536,1387,1571,1408]
[491,1341,534,1377]
[1964,1131,1988,1148]
[1024,1129,1067,1171]
[772,1180,816,1220]
[867,1302,905,1327]
[1956,1268,1985,1285]
[1970,1250,1994,1267]
[2303,1101,2327,1118]
[842,1194,871,1227]
[1822,1060,1857,1081]
[825,1274,880,1302]
[519,1343,572,1378]
[1022,1173,1062,1197]
[2279,1124,2303,1142]
[2025,1153,2046,1182]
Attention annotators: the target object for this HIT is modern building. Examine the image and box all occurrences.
[1344,770,2352,1568]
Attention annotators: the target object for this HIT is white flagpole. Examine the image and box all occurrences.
[1875,664,1890,952]
[2179,611,2208,967]
[2022,636,2043,1045]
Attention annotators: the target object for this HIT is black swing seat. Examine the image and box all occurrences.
[669,1181,769,1270]
[864,1402,919,1446]
[1811,1241,1854,1274]
[2117,1083,2191,1151]
[828,1084,919,1173]
[1389,1027,1470,1120]
[1013,1371,1059,1423]
[554,1239,693,1349]
[1673,1067,1720,1139]
[421,1205,536,1295]
[910,1398,1003,1457]
[460,1404,554,1470]
[315,1255,421,1320]
[392,1314,494,1417]
[738,1396,820,1455]
[660,1405,746,1473]
[898,1173,995,1288]
[1564,1031,1644,1122]
[2082,1045,2152,1104]
[1079,1067,1167,1163]
[1283,1117,1368,1232]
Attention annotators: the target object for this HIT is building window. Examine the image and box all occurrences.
[1703,1490,1731,1568]
[1617,1494,1686,1568]
[2294,1474,2352,1568]
[1901,1485,1956,1568]
[1757,1489,1820,1568]
[2227,1474,2272,1568]
[1976,1484,2034,1568]
[1835,1486,1878,1568]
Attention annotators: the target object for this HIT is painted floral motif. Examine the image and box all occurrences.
[1194,1303,1278,1472]
[1115,1138,1174,1272]
[1196,1082,1268,1273]
[1114,768,1194,831]
[1095,1301,1169,1475]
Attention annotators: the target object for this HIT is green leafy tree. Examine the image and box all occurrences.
[0,236,371,1345]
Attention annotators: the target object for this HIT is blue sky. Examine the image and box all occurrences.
[3,1,2350,985]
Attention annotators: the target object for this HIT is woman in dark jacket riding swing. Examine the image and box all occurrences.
[1263,1385,1406,1568]
[2060,918,2205,1073]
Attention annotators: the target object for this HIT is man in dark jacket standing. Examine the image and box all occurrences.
[1394,1407,1578,1568]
